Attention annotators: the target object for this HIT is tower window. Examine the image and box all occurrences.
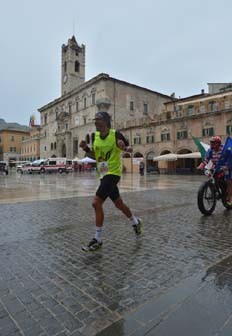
[75,61,80,72]
[64,61,67,72]
[130,101,134,111]
[92,93,96,105]
[84,97,87,109]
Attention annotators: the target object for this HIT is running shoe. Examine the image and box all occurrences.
[133,218,143,237]
[82,238,103,252]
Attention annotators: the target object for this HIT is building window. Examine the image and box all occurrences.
[84,97,87,109]
[226,125,232,135]
[130,101,134,111]
[44,146,46,151]
[92,93,96,105]
[174,105,182,118]
[187,105,194,116]
[64,61,67,72]
[75,61,80,72]
[177,131,188,139]
[44,114,47,124]
[69,104,72,114]
[0,136,1,142]
[11,136,15,141]
[133,137,141,145]
[83,117,86,125]
[209,101,217,112]
[161,133,170,141]
[51,143,53,150]
[146,135,154,144]
[202,127,214,137]
[56,111,58,120]
[76,101,79,112]
[54,142,56,150]
[65,123,68,130]
[143,103,148,115]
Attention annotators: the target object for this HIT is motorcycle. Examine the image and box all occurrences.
[197,160,232,215]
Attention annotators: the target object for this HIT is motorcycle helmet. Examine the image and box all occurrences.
[210,135,222,150]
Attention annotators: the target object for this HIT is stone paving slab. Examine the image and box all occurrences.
[1,175,232,335]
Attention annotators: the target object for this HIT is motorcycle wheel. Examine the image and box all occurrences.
[197,181,216,216]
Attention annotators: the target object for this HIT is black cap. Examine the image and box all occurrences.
[93,112,111,127]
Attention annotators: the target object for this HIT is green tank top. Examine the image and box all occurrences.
[93,129,122,178]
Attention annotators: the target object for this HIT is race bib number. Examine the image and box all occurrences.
[98,161,109,177]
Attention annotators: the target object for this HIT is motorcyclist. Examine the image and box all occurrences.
[198,136,232,205]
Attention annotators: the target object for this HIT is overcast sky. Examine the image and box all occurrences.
[1,0,232,125]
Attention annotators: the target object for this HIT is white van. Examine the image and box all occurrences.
[40,158,73,174]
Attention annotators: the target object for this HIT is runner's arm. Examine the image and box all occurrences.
[79,140,95,159]
[115,131,132,152]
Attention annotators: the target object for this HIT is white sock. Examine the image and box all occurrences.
[95,227,102,242]
[130,215,138,226]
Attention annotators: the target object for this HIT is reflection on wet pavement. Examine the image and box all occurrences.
[1,171,232,335]
[0,172,203,203]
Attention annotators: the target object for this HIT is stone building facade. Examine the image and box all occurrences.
[21,126,41,161]
[38,36,232,173]
[0,119,30,164]
[38,36,172,165]
[124,83,232,173]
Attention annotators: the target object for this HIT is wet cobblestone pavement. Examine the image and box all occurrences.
[1,172,232,335]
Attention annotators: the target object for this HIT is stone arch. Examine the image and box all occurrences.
[160,149,172,155]
[133,152,143,158]
[146,151,159,172]
[122,153,131,158]
[176,147,199,171]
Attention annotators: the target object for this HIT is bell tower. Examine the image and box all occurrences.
[61,36,85,95]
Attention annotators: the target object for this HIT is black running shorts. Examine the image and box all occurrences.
[96,174,121,201]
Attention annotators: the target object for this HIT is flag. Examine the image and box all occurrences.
[192,136,210,159]
[215,137,232,170]
[29,114,35,127]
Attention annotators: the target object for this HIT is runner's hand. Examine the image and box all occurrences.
[117,139,126,150]
[80,140,87,149]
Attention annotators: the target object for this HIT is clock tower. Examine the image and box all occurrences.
[61,36,85,95]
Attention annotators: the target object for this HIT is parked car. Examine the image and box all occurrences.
[17,162,32,174]
[16,161,28,173]
[17,160,46,174]
[0,161,9,175]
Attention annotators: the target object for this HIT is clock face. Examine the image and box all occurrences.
[63,74,68,83]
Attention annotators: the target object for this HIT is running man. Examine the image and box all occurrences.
[80,111,143,251]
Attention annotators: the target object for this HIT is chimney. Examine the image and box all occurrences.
[201,89,205,94]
